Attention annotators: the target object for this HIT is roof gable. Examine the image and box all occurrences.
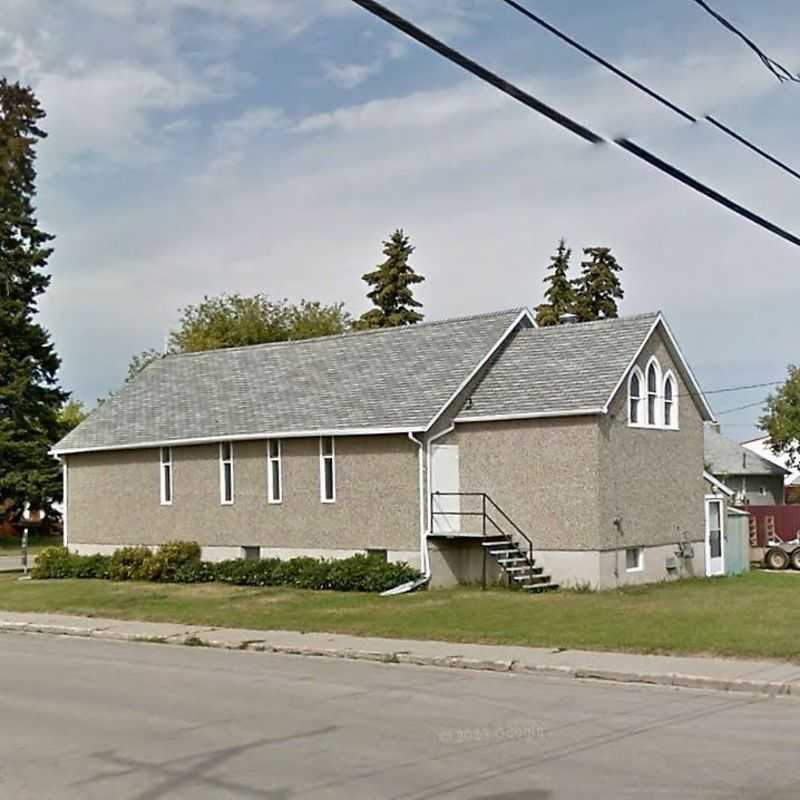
[456,313,715,423]
[54,308,527,454]
[704,425,789,477]
[457,313,660,420]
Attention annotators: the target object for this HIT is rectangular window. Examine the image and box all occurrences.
[320,436,335,503]
[625,547,644,572]
[242,546,260,561]
[267,439,282,504]
[160,447,173,505]
[220,441,234,504]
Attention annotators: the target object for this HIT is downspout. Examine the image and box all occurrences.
[61,456,68,551]
[381,431,430,595]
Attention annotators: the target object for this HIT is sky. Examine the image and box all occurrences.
[2,0,799,441]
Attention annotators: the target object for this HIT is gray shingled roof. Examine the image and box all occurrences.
[705,425,788,477]
[457,313,663,419]
[54,309,525,453]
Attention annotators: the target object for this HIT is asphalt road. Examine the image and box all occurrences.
[1,634,798,799]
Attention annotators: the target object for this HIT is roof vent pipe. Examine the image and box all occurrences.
[558,313,579,324]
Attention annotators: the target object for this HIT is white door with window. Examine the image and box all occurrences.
[431,444,461,533]
[705,498,725,576]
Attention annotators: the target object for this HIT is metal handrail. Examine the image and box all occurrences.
[430,491,535,577]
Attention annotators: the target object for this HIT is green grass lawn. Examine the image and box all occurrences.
[0,571,798,660]
[0,534,62,557]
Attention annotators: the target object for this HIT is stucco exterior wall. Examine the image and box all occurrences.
[442,417,602,550]
[598,331,706,553]
[67,434,420,552]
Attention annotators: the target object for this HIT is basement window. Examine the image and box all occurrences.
[160,447,173,505]
[267,439,282,504]
[220,441,234,505]
[242,546,260,561]
[320,436,336,503]
[626,547,644,573]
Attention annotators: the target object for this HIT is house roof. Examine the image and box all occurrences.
[704,425,789,477]
[54,308,528,454]
[455,312,713,421]
[741,435,800,486]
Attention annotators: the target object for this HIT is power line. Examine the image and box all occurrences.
[716,399,768,416]
[680,380,782,399]
[499,0,695,122]
[500,0,800,183]
[690,0,799,83]
[351,0,800,249]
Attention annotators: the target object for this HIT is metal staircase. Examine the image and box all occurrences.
[430,492,558,593]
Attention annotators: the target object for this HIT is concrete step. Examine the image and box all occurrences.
[522,581,559,593]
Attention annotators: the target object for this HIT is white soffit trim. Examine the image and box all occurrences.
[425,307,535,433]
[602,314,716,422]
[454,408,603,424]
[703,470,735,497]
[51,425,421,456]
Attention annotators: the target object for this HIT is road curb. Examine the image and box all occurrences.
[1,620,797,698]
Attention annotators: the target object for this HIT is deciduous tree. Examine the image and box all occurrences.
[760,365,800,469]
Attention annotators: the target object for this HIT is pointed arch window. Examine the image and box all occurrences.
[663,372,678,429]
[646,358,661,426]
[628,368,643,424]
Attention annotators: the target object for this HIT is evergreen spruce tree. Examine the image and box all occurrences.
[354,229,424,329]
[573,246,624,321]
[0,79,66,524]
[535,239,576,326]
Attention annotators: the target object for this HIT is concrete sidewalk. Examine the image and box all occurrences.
[0,556,25,573]
[2,609,800,698]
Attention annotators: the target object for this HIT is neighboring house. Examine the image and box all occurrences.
[704,425,788,506]
[703,472,751,576]
[742,436,800,504]
[53,308,716,590]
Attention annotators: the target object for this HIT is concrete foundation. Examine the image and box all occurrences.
[426,538,706,590]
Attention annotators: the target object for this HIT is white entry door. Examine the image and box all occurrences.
[431,444,461,533]
[705,498,725,576]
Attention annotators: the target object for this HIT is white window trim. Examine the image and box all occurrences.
[160,446,173,506]
[627,366,644,428]
[625,546,644,573]
[267,439,282,504]
[319,436,336,503]
[628,357,681,431]
[645,356,662,427]
[219,441,234,505]
[662,369,679,430]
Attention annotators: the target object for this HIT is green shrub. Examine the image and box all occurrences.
[31,548,110,580]
[107,546,155,581]
[32,547,77,579]
[72,553,111,579]
[149,540,202,581]
[327,554,419,592]
[273,556,331,589]
[214,559,279,586]
[31,543,420,593]
[173,561,216,583]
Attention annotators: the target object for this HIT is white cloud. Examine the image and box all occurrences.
[322,60,384,89]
